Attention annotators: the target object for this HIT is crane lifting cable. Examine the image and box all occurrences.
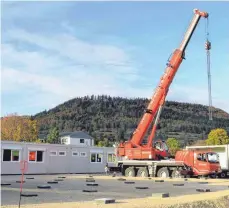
[205,17,213,121]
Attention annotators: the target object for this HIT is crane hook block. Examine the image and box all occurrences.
[205,41,211,50]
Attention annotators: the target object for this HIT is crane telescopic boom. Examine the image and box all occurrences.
[117,9,209,160]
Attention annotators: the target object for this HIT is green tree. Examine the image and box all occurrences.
[96,138,112,147]
[47,127,60,144]
[206,128,229,145]
[97,140,104,147]
[166,138,181,156]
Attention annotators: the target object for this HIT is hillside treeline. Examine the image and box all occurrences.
[34,95,229,146]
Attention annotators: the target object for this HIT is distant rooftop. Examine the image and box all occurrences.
[60,131,94,140]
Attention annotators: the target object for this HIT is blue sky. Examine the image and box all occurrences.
[1,1,229,116]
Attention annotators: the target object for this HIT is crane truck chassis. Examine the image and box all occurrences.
[112,149,221,178]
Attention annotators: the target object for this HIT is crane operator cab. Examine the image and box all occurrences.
[154,140,170,159]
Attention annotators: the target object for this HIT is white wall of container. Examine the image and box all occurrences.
[1,141,116,175]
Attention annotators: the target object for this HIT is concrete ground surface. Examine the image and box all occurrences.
[1,174,229,207]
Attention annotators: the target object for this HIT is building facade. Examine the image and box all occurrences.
[60,131,94,146]
[1,141,115,175]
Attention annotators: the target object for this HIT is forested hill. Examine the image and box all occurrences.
[34,95,229,146]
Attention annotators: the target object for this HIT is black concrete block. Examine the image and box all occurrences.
[173,184,184,186]
[21,193,38,197]
[124,181,135,184]
[47,181,58,184]
[135,186,149,189]
[82,189,98,193]
[86,183,98,186]
[196,188,211,192]
[155,180,164,182]
[1,183,11,186]
[37,185,51,189]
[26,177,34,179]
[95,198,115,204]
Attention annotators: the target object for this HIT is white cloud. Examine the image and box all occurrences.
[2,27,229,115]
[2,28,142,114]
[5,29,132,69]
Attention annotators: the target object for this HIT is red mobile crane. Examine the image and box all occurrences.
[117,9,209,160]
[113,9,221,178]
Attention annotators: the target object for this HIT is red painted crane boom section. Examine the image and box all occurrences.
[117,9,208,159]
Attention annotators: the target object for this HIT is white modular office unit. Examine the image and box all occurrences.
[1,141,116,175]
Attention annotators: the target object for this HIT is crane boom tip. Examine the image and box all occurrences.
[193,8,208,18]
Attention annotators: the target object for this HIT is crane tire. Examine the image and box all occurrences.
[220,172,226,178]
[157,167,170,178]
[171,169,182,178]
[137,167,149,178]
[125,167,136,177]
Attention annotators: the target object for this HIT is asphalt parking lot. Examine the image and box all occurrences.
[1,174,228,206]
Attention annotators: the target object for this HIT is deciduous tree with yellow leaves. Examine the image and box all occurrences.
[166,137,181,156]
[1,114,38,142]
[206,128,229,145]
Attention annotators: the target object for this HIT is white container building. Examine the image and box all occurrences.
[1,140,115,175]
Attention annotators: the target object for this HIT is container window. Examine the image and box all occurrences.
[3,149,20,162]
[108,153,116,163]
[80,139,84,143]
[3,149,11,161]
[80,152,87,157]
[91,153,103,163]
[37,151,43,162]
[59,151,66,156]
[29,151,44,162]
[97,153,102,162]
[12,150,19,161]
[91,153,96,162]
[72,151,79,156]
[29,151,36,161]
[50,151,57,156]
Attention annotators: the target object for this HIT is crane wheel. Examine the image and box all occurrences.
[125,167,136,177]
[137,167,149,178]
[157,167,170,178]
[220,172,226,178]
[171,169,182,178]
